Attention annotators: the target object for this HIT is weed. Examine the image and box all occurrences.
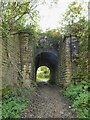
[64,84,89,118]
[2,85,36,119]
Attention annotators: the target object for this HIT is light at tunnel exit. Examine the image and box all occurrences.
[36,66,50,82]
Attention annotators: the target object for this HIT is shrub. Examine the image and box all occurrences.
[2,85,36,119]
[64,84,89,118]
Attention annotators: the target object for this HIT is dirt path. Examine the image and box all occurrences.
[21,83,77,118]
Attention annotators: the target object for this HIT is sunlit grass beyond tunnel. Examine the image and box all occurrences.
[36,66,50,83]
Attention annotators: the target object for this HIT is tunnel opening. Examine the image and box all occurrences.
[36,66,50,83]
[35,52,58,84]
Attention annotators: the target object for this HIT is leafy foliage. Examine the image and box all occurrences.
[36,66,50,81]
[2,94,28,118]
[62,1,89,118]
[2,85,36,119]
[1,0,59,35]
[1,1,40,40]
[64,84,89,118]
[36,29,61,48]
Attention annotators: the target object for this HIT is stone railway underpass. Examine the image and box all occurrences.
[1,30,79,118]
[1,30,78,89]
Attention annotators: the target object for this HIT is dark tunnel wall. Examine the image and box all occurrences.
[35,52,58,84]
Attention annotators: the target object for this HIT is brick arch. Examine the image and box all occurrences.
[35,52,58,84]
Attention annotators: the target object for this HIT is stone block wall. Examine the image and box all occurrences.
[59,36,72,87]
[1,30,73,89]
[65,37,72,86]
[59,39,66,86]
[19,32,35,87]
[0,31,2,90]
[1,31,35,89]
[2,32,21,88]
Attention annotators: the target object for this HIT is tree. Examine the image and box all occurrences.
[1,1,39,31]
[61,1,89,118]
[62,1,88,35]
[1,0,59,39]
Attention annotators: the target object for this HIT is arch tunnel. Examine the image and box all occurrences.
[35,52,58,84]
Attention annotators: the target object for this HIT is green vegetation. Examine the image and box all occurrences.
[2,93,28,118]
[1,0,89,119]
[36,29,61,48]
[1,0,59,119]
[2,85,36,119]
[62,1,89,118]
[0,101,1,120]
[36,66,50,82]
[1,1,41,41]
[64,84,89,118]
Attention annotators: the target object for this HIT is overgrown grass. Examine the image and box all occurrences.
[64,83,89,118]
[2,83,36,119]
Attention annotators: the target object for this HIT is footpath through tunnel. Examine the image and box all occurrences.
[35,52,58,84]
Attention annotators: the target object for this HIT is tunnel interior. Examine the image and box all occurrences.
[35,52,58,84]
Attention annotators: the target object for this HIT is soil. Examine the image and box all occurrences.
[21,82,77,118]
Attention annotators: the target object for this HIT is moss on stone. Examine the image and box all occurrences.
[2,85,12,96]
